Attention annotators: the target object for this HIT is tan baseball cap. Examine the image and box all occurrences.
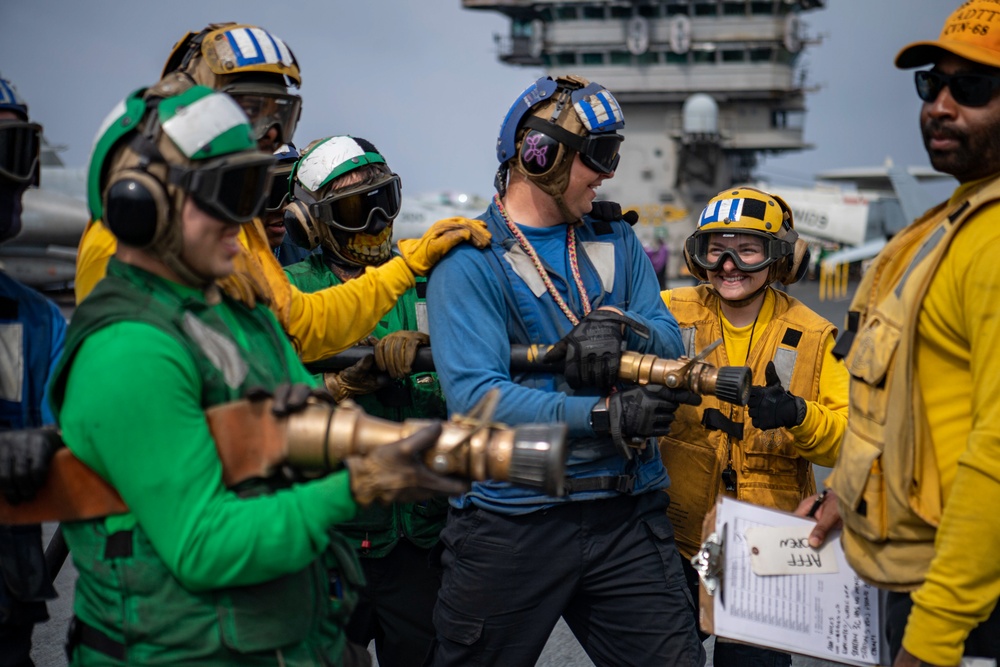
[896,1,1000,69]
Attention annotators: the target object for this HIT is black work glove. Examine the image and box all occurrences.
[544,309,650,393]
[590,200,639,226]
[747,361,807,430]
[246,382,335,417]
[607,385,702,456]
[0,426,62,505]
[345,423,470,506]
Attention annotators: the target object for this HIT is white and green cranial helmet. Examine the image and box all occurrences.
[285,135,401,267]
[91,83,275,284]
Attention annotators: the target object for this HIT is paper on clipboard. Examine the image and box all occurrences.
[696,496,884,666]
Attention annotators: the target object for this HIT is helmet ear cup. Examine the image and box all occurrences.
[518,129,563,176]
[772,239,810,285]
[103,169,169,248]
[283,200,323,251]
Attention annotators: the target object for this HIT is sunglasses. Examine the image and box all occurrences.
[915,69,1000,108]
[0,121,42,185]
[309,173,403,233]
[169,153,276,224]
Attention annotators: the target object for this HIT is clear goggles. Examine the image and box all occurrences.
[169,152,276,224]
[0,120,41,186]
[309,173,403,233]
[228,91,301,145]
[686,231,792,273]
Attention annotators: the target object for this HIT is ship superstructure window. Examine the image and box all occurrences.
[610,6,632,19]
[723,2,747,16]
[637,51,660,65]
[610,51,633,65]
[666,4,691,17]
[638,5,661,18]
[722,49,746,62]
[694,0,718,16]
[555,52,576,65]
[693,50,715,63]
[665,51,689,64]
[582,52,604,65]
[749,47,773,62]
[582,6,605,19]
[556,7,578,20]
[751,2,777,14]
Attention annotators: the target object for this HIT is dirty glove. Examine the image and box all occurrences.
[322,355,382,403]
[589,200,639,226]
[606,385,702,455]
[0,426,62,505]
[543,308,650,392]
[747,361,807,430]
[346,423,470,506]
[396,217,492,276]
[375,331,429,379]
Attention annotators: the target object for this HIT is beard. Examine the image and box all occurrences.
[922,114,1000,182]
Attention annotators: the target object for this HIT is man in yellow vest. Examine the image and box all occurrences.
[661,186,848,667]
[803,2,1000,665]
[75,23,489,363]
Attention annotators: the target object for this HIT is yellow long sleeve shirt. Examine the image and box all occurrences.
[663,288,848,466]
[75,219,415,362]
[903,180,1000,664]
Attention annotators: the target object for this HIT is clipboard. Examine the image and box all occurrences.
[693,495,888,666]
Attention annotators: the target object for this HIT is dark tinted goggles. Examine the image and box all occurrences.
[577,132,622,174]
[228,91,302,145]
[0,121,41,186]
[265,162,293,212]
[169,153,276,224]
[309,173,402,233]
[915,69,1000,108]
[686,231,792,273]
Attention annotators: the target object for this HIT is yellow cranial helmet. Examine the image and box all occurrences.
[162,23,302,146]
[684,186,809,286]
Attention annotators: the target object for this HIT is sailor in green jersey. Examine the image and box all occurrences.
[51,85,465,666]
[283,136,447,667]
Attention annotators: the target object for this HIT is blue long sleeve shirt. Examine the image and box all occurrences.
[427,202,684,513]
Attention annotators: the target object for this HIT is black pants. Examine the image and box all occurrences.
[0,525,52,667]
[886,591,1000,662]
[427,492,705,667]
[345,539,441,667]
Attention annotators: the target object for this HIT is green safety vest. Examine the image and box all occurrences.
[52,259,364,665]
[285,254,448,558]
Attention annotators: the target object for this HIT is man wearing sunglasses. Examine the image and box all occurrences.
[660,186,848,667]
[801,2,1000,666]
[75,22,490,368]
[423,75,704,666]
[0,76,64,667]
[282,135,448,667]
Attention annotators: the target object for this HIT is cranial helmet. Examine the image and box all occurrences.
[684,187,809,299]
[89,84,275,286]
[162,23,302,146]
[0,76,42,243]
[495,75,624,223]
[284,135,401,267]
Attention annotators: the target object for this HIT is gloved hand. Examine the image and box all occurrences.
[543,308,650,392]
[375,331,430,379]
[322,355,383,403]
[747,361,807,430]
[607,385,702,453]
[246,382,336,415]
[589,200,639,226]
[345,423,470,506]
[0,426,62,505]
[396,217,491,276]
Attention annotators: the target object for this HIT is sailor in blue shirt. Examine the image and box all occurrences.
[425,75,706,667]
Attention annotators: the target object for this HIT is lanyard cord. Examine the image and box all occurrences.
[494,194,592,326]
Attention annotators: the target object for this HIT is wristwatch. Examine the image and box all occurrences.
[590,400,611,434]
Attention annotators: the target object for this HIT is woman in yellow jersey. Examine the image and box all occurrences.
[659,186,849,667]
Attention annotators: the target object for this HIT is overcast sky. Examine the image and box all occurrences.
[0,0,954,199]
